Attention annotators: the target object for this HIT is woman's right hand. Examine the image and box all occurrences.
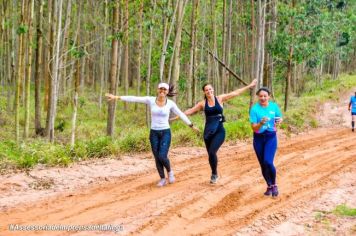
[260,117,269,125]
[105,93,118,101]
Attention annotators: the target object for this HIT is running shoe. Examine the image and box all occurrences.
[264,186,273,196]
[168,171,175,184]
[157,178,167,187]
[272,185,279,197]
[352,128,354,132]
[210,174,219,184]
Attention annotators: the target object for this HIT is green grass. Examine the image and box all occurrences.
[0,74,355,170]
[333,204,356,217]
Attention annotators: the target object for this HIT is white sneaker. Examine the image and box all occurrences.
[168,171,175,184]
[157,178,167,187]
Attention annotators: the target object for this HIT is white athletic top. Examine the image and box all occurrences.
[121,96,192,130]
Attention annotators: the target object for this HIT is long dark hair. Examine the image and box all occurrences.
[167,84,177,97]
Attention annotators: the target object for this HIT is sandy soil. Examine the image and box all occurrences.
[0,91,355,236]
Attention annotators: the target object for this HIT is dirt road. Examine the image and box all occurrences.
[1,126,355,235]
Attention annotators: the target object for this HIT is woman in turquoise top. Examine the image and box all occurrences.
[348,91,356,132]
[250,87,283,197]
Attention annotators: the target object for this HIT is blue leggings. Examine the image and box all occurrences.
[253,131,277,186]
[204,125,225,175]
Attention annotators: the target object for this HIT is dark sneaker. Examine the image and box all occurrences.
[264,186,273,196]
[352,128,354,132]
[272,185,279,197]
[210,174,219,184]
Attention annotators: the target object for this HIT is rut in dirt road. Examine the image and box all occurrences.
[1,128,355,236]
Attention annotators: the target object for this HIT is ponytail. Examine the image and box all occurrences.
[167,84,177,97]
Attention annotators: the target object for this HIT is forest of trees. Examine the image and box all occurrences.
[0,0,355,144]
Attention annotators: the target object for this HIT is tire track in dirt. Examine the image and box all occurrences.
[0,128,354,236]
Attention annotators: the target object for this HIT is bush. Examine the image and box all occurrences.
[86,136,113,158]
[119,129,150,153]
[225,121,251,140]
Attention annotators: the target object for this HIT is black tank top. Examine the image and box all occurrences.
[204,96,223,117]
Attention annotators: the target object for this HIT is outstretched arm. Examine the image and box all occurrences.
[170,100,204,122]
[184,101,204,116]
[105,93,149,104]
[171,102,200,132]
[218,79,257,103]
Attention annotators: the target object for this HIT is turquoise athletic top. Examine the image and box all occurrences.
[250,101,282,133]
[350,96,356,113]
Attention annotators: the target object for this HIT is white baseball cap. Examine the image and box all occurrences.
[158,82,169,90]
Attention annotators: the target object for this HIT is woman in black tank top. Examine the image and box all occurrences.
[179,79,257,184]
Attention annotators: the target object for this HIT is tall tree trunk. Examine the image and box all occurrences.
[3,1,13,112]
[70,0,82,148]
[15,0,26,142]
[242,2,249,82]
[58,0,72,97]
[115,5,123,89]
[34,0,44,135]
[99,0,108,110]
[250,0,255,81]
[249,0,256,110]
[225,0,232,92]
[197,2,207,102]
[47,0,63,142]
[255,0,265,88]
[44,0,54,135]
[8,0,17,113]
[0,3,5,97]
[24,0,35,139]
[146,0,156,127]
[211,0,220,92]
[135,0,143,110]
[44,0,53,118]
[187,0,199,107]
[159,0,178,82]
[106,1,119,136]
[284,0,295,112]
[220,0,227,93]
[123,0,129,110]
[269,0,277,96]
[170,0,187,101]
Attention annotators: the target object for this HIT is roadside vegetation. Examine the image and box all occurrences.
[0,74,355,170]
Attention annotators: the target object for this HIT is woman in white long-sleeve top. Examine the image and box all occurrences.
[106,82,198,187]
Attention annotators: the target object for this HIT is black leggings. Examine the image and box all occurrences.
[204,125,225,175]
[149,129,171,179]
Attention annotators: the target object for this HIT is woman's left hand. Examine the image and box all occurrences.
[250,79,257,88]
[275,117,283,125]
[105,93,118,101]
[191,126,200,133]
